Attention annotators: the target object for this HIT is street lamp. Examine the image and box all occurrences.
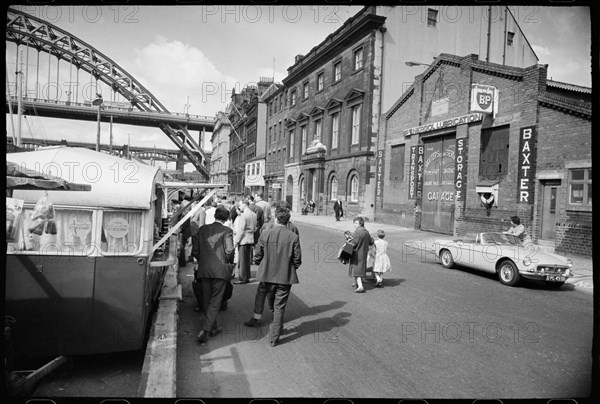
[92,94,103,152]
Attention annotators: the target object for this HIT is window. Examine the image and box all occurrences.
[300,177,306,201]
[334,62,341,82]
[479,125,509,179]
[331,112,340,149]
[301,125,307,153]
[390,144,406,182]
[291,90,297,106]
[507,32,515,46]
[101,211,142,254]
[317,73,324,92]
[282,148,286,163]
[569,168,592,205]
[314,119,322,141]
[351,104,361,145]
[268,127,272,145]
[273,97,277,114]
[289,131,295,158]
[350,174,359,202]
[302,81,309,99]
[330,176,338,200]
[354,47,363,71]
[279,94,283,111]
[427,8,438,27]
[7,208,94,254]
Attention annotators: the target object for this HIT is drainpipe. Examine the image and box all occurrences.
[486,6,492,63]
[374,25,386,220]
[502,6,507,65]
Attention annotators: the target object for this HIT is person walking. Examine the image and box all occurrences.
[233,199,257,284]
[244,207,302,346]
[192,206,235,343]
[255,192,272,227]
[349,216,374,293]
[247,195,264,247]
[250,206,300,318]
[333,198,344,221]
[372,230,391,287]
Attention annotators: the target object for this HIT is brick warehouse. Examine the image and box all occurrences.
[377,53,591,258]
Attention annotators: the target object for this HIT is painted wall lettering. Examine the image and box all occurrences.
[408,145,424,200]
[375,149,385,206]
[454,138,468,202]
[516,126,537,203]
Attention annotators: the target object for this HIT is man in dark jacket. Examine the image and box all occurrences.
[193,206,235,343]
[333,198,344,221]
[244,207,301,346]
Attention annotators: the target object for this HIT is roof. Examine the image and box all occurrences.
[7,146,163,209]
[547,80,591,94]
[7,161,91,192]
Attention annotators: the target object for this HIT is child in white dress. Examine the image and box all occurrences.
[373,230,391,287]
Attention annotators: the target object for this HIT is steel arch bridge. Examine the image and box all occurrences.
[6,7,211,179]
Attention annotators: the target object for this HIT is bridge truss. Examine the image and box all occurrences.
[6,7,210,179]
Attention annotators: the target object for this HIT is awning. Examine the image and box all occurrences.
[6,161,91,191]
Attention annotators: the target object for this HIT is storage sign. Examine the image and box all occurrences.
[454,138,468,202]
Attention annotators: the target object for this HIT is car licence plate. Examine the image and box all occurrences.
[546,275,565,282]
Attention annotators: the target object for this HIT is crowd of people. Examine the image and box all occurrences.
[172,192,302,347]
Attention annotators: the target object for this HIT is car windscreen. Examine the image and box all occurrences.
[482,233,521,246]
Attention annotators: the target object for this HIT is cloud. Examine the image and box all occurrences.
[131,36,238,116]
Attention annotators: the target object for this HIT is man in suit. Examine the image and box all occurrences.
[244,207,302,347]
[333,198,344,221]
[192,206,235,343]
[254,192,272,227]
[233,199,257,284]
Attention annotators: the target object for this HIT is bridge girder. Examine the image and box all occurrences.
[6,7,210,179]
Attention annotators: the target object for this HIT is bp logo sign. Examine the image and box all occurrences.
[471,84,498,116]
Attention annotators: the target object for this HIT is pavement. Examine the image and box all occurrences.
[289,211,594,294]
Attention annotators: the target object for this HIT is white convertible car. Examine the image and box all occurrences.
[433,232,573,288]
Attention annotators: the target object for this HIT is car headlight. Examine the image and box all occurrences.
[523,257,531,267]
[566,259,573,268]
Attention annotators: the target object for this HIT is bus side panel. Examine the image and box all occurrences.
[5,255,95,356]
[92,255,148,353]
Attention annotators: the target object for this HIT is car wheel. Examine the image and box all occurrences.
[440,249,454,269]
[498,260,520,286]
[544,281,566,290]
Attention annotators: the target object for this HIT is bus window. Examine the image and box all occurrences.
[101,211,143,254]
[7,208,93,255]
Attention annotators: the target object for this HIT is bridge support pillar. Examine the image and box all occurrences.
[176,151,185,173]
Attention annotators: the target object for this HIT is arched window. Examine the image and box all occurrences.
[299,177,306,202]
[330,176,338,200]
[350,174,359,202]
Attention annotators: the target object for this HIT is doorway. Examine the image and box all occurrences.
[540,180,560,240]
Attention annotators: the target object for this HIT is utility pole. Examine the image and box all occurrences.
[16,48,24,147]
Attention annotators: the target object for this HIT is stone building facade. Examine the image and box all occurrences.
[262,82,288,204]
[210,110,231,196]
[377,53,591,257]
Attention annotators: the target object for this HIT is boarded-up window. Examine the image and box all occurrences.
[389,144,405,182]
[480,125,509,179]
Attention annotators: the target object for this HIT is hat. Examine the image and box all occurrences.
[510,216,520,225]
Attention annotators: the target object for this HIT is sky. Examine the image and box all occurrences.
[5,4,592,162]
